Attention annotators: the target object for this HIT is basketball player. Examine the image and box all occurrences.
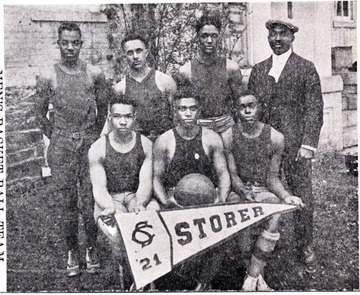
[176,12,243,134]
[153,84,231,290]
[113,33,177,141]
[221,91,304,291]
[88,92,159,267]
[35,22,108,276]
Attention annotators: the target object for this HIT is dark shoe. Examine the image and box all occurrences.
[86,247,100,274]
[67,249,80,277]
[303,245,316,265]
[194,282,212,291]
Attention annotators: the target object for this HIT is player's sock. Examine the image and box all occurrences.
[248,230,280,290]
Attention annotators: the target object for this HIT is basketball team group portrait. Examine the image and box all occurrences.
[3,1,358,292]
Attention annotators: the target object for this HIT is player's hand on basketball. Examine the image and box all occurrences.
[284,195,304,207]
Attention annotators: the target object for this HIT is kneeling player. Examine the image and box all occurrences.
[89,93,159,269]
[221,91,303,291]
[153,84,231,290]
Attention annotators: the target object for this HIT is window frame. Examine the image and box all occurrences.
[333,1,356,28]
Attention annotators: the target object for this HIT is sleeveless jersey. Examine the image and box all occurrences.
[191,58,232,118]
[164,127,217,188]
[232,124,272,185]
[103,133,145,193]
[52,61,97,133]
[125,69,173,135]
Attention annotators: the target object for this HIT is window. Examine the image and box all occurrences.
[333,1,356,27]
[336,1,351,18]
[287,2,293,19]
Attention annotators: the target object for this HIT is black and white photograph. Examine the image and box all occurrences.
[1,0,358,292]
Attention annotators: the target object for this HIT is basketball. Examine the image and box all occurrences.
[174,173,216,207]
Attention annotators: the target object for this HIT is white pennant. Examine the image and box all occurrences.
[115,202,297,289]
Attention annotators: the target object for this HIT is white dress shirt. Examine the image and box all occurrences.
[268,49,292,83]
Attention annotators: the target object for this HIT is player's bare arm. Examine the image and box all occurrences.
[113,77,126,95]
[221,127,255,201]
[177,61,192,81]
[88,137,116,216]
[226,58,243,98]
[204,128,231,203]
[134,135,154,212]
[155,71,177,105]
[153,131,181,208]
[34,71,56,138]
[87,64,108,134]
[267,128,304,205]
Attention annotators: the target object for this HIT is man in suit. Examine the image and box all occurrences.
[248,19,323,266]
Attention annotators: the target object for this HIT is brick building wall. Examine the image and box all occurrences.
[4,5,111,184]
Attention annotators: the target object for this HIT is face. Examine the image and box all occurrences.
[58,30,83,63]
[123,39,148,71]
[197,25,220,54]
[268,24,295,55]
[110,103,135,134]
[237,95,259,125]
[176,98,200,128]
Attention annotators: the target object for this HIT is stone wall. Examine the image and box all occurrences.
[6,87,43,184]
[341,72,357,149]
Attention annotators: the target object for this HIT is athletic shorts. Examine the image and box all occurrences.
[94,191,136,220]
[198,114,235,133]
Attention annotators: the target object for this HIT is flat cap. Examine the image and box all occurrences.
[266,19,299,33]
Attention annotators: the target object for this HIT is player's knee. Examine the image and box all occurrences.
[266,213,281,232]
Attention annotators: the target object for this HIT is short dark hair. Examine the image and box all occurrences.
[121,33,149,50]
[58,22,82,39]
[195,12,222,34]
[109,91,138,110]
[174,82,200,102]
[235,90,258,106]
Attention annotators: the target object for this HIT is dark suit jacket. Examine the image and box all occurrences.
[248,52,324,158]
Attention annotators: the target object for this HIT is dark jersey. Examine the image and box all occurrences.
[190,58,232,118]
[125,69,173,136]
[103,133,145,193]
[164,127,217,188]
[53,61,97,133]
[232,124,272,185]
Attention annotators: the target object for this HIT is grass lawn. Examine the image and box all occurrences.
[6,152,359,291]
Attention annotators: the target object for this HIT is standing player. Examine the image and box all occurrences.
[248,19,323,265]
[153,84,231,290]
[222,92,303,291]
[34,22,108,276]
[113,34,177,141]
[176,12,243,134]
[88,92,159,275]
